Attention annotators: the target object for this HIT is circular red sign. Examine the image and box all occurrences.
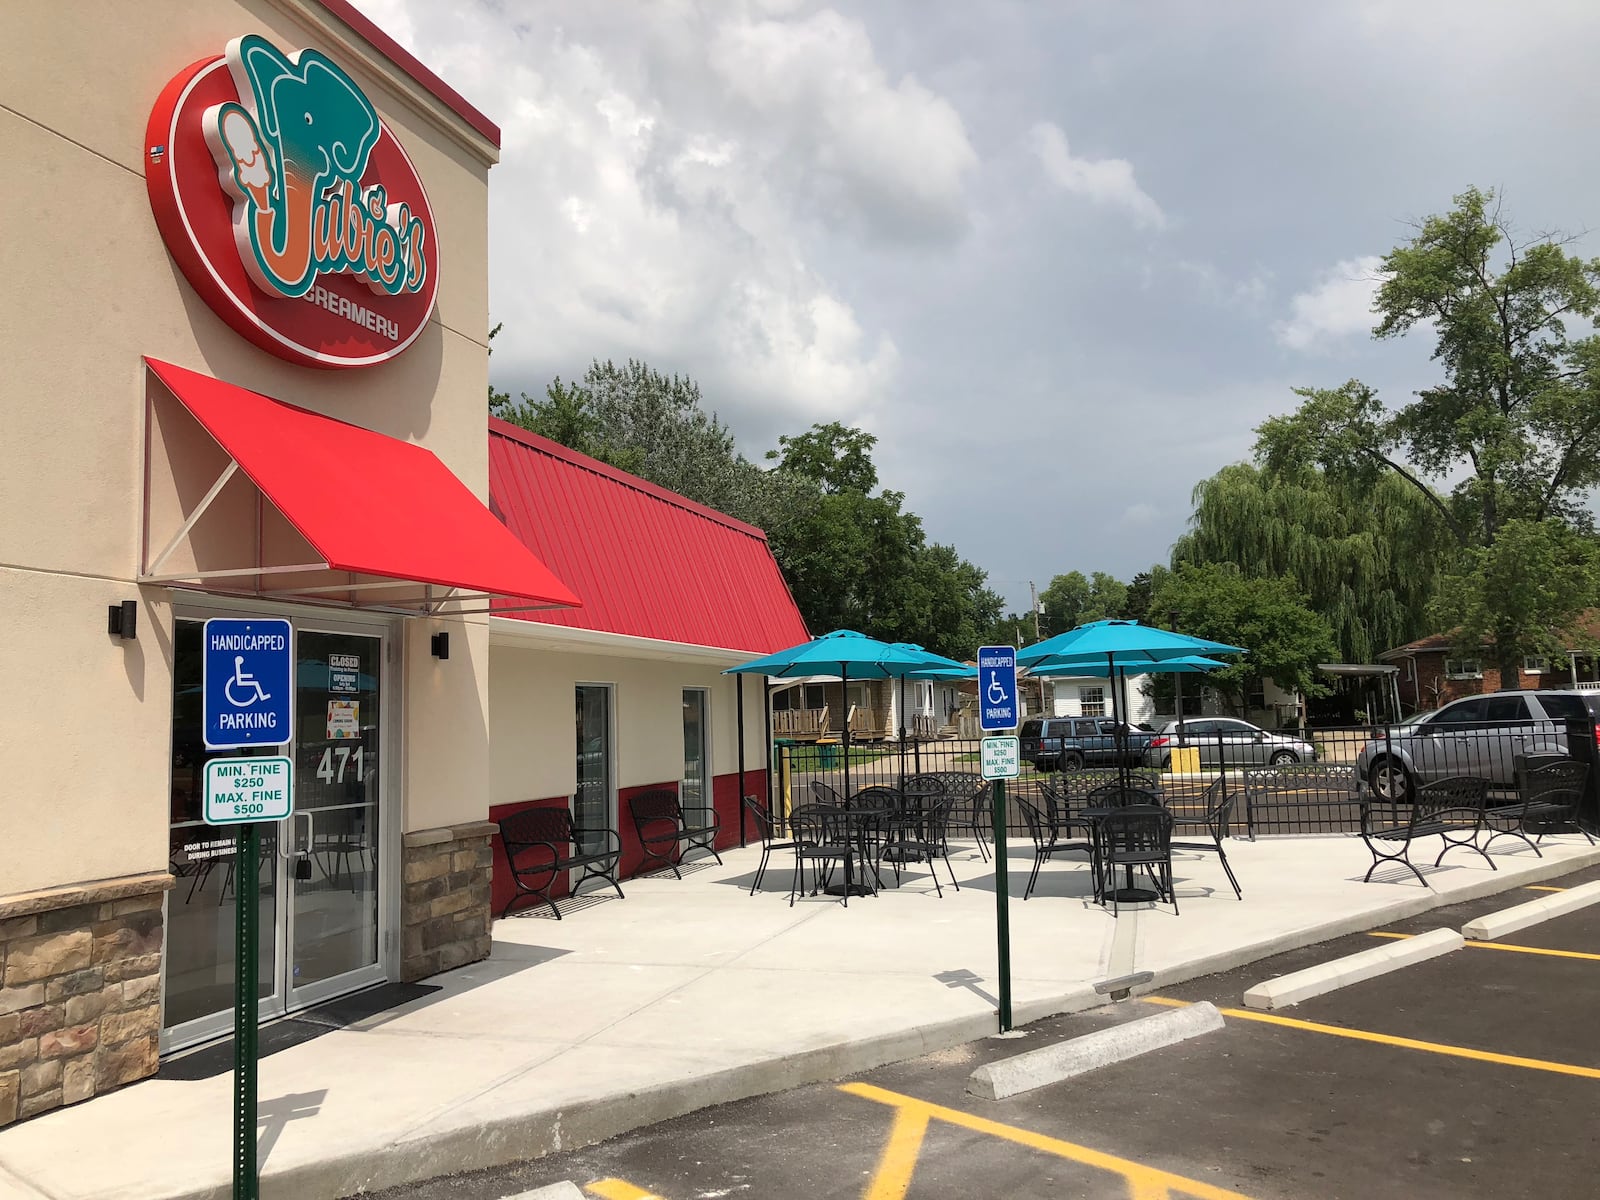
[146,53,441,370]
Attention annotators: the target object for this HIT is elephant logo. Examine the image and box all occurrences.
[202,34,428,300]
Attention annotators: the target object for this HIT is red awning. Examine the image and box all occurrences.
[142,358,579,612]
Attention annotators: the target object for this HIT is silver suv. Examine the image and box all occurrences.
[1356,689,1600,800]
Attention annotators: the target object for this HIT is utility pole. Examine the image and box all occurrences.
[1031,582,1046,715]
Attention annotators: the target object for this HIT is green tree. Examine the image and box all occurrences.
[488,322,510,412]
[1151,563,1337,714]
[1431,519,1600,667]
[1119,571,1159,623]
[1037,571,1128,636]
[1258,187,1600,681]
[768,424,1000,658]
[1173,462,1449,663]
[767,422,878,493]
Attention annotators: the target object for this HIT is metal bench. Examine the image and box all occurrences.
[1484,758,1593,857]
[1360,776,1493,885]
[629,788,723,878]
[497,806,624,919]
[1051,767,1163,801]
[1241,763,1362,838]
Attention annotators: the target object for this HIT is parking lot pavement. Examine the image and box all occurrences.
[364,863,1600,1200]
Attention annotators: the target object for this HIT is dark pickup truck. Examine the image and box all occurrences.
[1019,716,1157,771]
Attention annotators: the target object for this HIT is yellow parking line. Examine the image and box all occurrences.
[1526,885,1569,892]
[841,1081,1254,1200]
[587,1180,665,1200]
[1143,997,1600,1079]
[1368,930,1600,962]
[863,1105,931,1200]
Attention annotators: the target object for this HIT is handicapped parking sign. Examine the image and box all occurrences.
[978,645,1018,732]
[203,618,292,749]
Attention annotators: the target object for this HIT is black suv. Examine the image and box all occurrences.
[1018,716,1154,771]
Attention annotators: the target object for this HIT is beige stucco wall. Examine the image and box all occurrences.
[489,639,769,809]
[0,0,497,895]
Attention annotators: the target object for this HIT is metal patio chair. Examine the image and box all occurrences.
[1168,776,1242,899]
[1017,796,1097,901]
[1097,804,1177,916]
[741,794,797,896]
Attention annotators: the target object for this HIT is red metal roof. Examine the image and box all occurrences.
[146,358,577,606]
[488,418,809,654]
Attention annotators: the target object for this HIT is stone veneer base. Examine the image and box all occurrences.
[401,822,495,982]
[0,870,174,1127]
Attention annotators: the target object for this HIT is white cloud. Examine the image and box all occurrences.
[708,10,978,242]
[1028,121,1167,230]
[349,1,970,439]
[1273,255,1386,351]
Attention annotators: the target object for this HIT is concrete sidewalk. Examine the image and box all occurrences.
[1,831,1595,1200]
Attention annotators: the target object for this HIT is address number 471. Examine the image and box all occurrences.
[315,745,366,785]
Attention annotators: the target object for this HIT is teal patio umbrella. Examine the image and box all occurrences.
[726,631,968,799]
[1018,622,1244,785]
[1017,620,1243,670]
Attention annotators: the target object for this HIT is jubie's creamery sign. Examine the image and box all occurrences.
[146,34,440,369]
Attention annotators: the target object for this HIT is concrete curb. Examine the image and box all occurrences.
[966,1002,1224,1100]
[113,843,1600,1200]
[1462,878,1600,941]
[1243,927,1463,1009]
[507,1185,586,1200]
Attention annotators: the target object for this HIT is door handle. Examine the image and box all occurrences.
[278,811,313,859]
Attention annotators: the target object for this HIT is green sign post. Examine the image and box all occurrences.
[990,778,1013,1032]
[232,821,260,1200]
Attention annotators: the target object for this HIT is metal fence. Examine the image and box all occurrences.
[771,715,1599,839]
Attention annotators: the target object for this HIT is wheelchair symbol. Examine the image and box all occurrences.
[986,672,1009,706]
[225,656,272,707]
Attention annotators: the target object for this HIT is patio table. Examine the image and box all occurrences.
[823,803,889,897]
[1081,805,1164,904]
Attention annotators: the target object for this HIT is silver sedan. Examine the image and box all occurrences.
[1142,717,1317,768]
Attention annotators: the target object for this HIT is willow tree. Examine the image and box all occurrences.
[1172,462,1449,663]
[1257,187,1600,680]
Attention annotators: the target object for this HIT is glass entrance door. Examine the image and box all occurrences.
[286,630,384,1007]
[163,616,387,1051]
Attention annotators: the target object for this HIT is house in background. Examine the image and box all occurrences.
[1049,671,1301,730]
[770,674,967,742]
[1379,614,1600,711]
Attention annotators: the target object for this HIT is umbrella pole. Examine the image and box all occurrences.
[841,664,851,800]
[1109,653,1128,790]
[898,675,907,793]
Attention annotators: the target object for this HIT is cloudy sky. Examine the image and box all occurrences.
[353,0,1600,614]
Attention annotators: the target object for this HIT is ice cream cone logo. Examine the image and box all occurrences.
[202,34,428,300]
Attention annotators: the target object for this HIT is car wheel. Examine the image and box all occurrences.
[1367,756,1413,802]
[1159,754,1172,770]
[1061,752,1084,772]
[1269,750,1298,766]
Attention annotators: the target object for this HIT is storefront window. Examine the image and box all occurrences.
[575,685,612,848]
[682,689,708,811]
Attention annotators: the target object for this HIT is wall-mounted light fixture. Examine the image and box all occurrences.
[107,600,138,640]
[431,631,450,660]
